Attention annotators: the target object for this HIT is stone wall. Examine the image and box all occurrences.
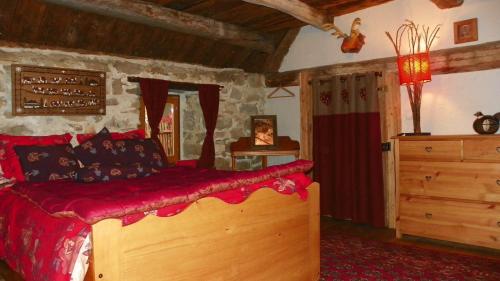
[0,47,266,169]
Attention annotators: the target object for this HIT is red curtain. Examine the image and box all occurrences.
[312,73,385,227]
[139,78,169,162]
[197,84,220,168]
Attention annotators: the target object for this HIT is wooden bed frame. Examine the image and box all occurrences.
[84,182,320,281]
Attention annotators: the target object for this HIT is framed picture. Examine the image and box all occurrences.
[250,115,278,148]
[454,18,478,44]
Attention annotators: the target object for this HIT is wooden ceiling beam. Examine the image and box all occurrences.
[265,40,500,87]
[430,0,464,9]
[242,0,332,31]
[42,0,275,53]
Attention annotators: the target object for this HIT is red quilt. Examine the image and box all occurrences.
[1,160,313,281]
[0,189,90,281]
[11,160,313,224]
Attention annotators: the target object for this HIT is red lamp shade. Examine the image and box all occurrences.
[397,52,431,85]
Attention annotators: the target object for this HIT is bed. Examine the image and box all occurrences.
[0,161,320,281]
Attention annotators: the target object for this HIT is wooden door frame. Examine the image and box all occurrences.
[299,70,401,228]
[140,95,181,163]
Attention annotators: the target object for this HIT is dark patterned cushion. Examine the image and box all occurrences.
[13,144,79,182]
[115,139,166,169]
[74,127,122,166]
[76,163,160,183]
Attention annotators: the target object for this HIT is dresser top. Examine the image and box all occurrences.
[392,134,500,141]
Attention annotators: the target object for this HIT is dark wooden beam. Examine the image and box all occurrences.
[127,77,222,92]
[265,40,500,87]
[43,0,275,53]
[264,28,300,73]
[430,0,464,9]
[242,0,332,31]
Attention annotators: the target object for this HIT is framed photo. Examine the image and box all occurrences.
[454,18,478,44]
[250,115,278,148]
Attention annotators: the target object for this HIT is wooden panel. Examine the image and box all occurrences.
[399,140,462,161]
[399,196,500,249]
[400,161,500,203]
[90,183,320,281]
[12,64,106,116]
[464,139,500,162]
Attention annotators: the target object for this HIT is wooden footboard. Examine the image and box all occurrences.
[86,182,320,281]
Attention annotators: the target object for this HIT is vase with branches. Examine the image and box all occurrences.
[386,20,440,134]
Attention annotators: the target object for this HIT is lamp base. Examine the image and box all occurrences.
[399,132,431,136]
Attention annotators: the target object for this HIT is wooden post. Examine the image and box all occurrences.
[377,72,402,229]
[299,71,313,161]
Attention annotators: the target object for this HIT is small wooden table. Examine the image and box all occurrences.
[230,136,300,170]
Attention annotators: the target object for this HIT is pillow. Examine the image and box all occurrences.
[13,144,79,182]
[115,139,166,169]
[76,129,145,144]
[76,163,159,183]
[0,133,72,182]
[74,128,122,166]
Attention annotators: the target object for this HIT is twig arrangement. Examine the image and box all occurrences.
[385,20,441,134]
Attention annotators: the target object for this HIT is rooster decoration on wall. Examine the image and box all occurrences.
[324,18,365,53]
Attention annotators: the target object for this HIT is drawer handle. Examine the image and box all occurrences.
[497,147,500,153]
[425,146,433,152]
[497,221,500,227]
[425,213,432,219]
[425,175,432,181]
[497,180,500,186]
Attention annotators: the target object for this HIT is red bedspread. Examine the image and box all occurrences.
[0,189,90,281]
[11,160,313,224]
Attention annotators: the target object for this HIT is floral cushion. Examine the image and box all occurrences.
[13,144,79,182]
[76,163,160,183]
[76,129,145,144]
[0,133,73,182]
[74,128,122,166]
[115,139,166,169]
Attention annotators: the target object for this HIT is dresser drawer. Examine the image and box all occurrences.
[399,196,500,249]
[399,161,500,202]
[464,139,500,162]
[399,141,462,161]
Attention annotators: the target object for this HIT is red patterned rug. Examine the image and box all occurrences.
[321,229,500,280]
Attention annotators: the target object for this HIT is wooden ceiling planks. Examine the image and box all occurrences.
[0,0,20,40]
[0,0,399,73]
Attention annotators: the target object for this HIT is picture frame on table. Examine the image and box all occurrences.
[250,115,278,149]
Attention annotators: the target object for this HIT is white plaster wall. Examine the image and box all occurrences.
[272,0,500,136]
[264,86,300,166]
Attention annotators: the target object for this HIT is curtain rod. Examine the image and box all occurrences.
[127,76,223,91]
[306,71,383,84]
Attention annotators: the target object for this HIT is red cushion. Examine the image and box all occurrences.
[76,129,145,144]
[0,133,72,182]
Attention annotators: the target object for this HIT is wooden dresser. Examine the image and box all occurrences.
[395,135,500,249]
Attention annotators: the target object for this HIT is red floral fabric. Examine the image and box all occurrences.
[12,160,313,224]
[76,129,145,144]
[76,163,160,183]
[14,144,79,182]
[0,189,90,281]
[0,134,72,182]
